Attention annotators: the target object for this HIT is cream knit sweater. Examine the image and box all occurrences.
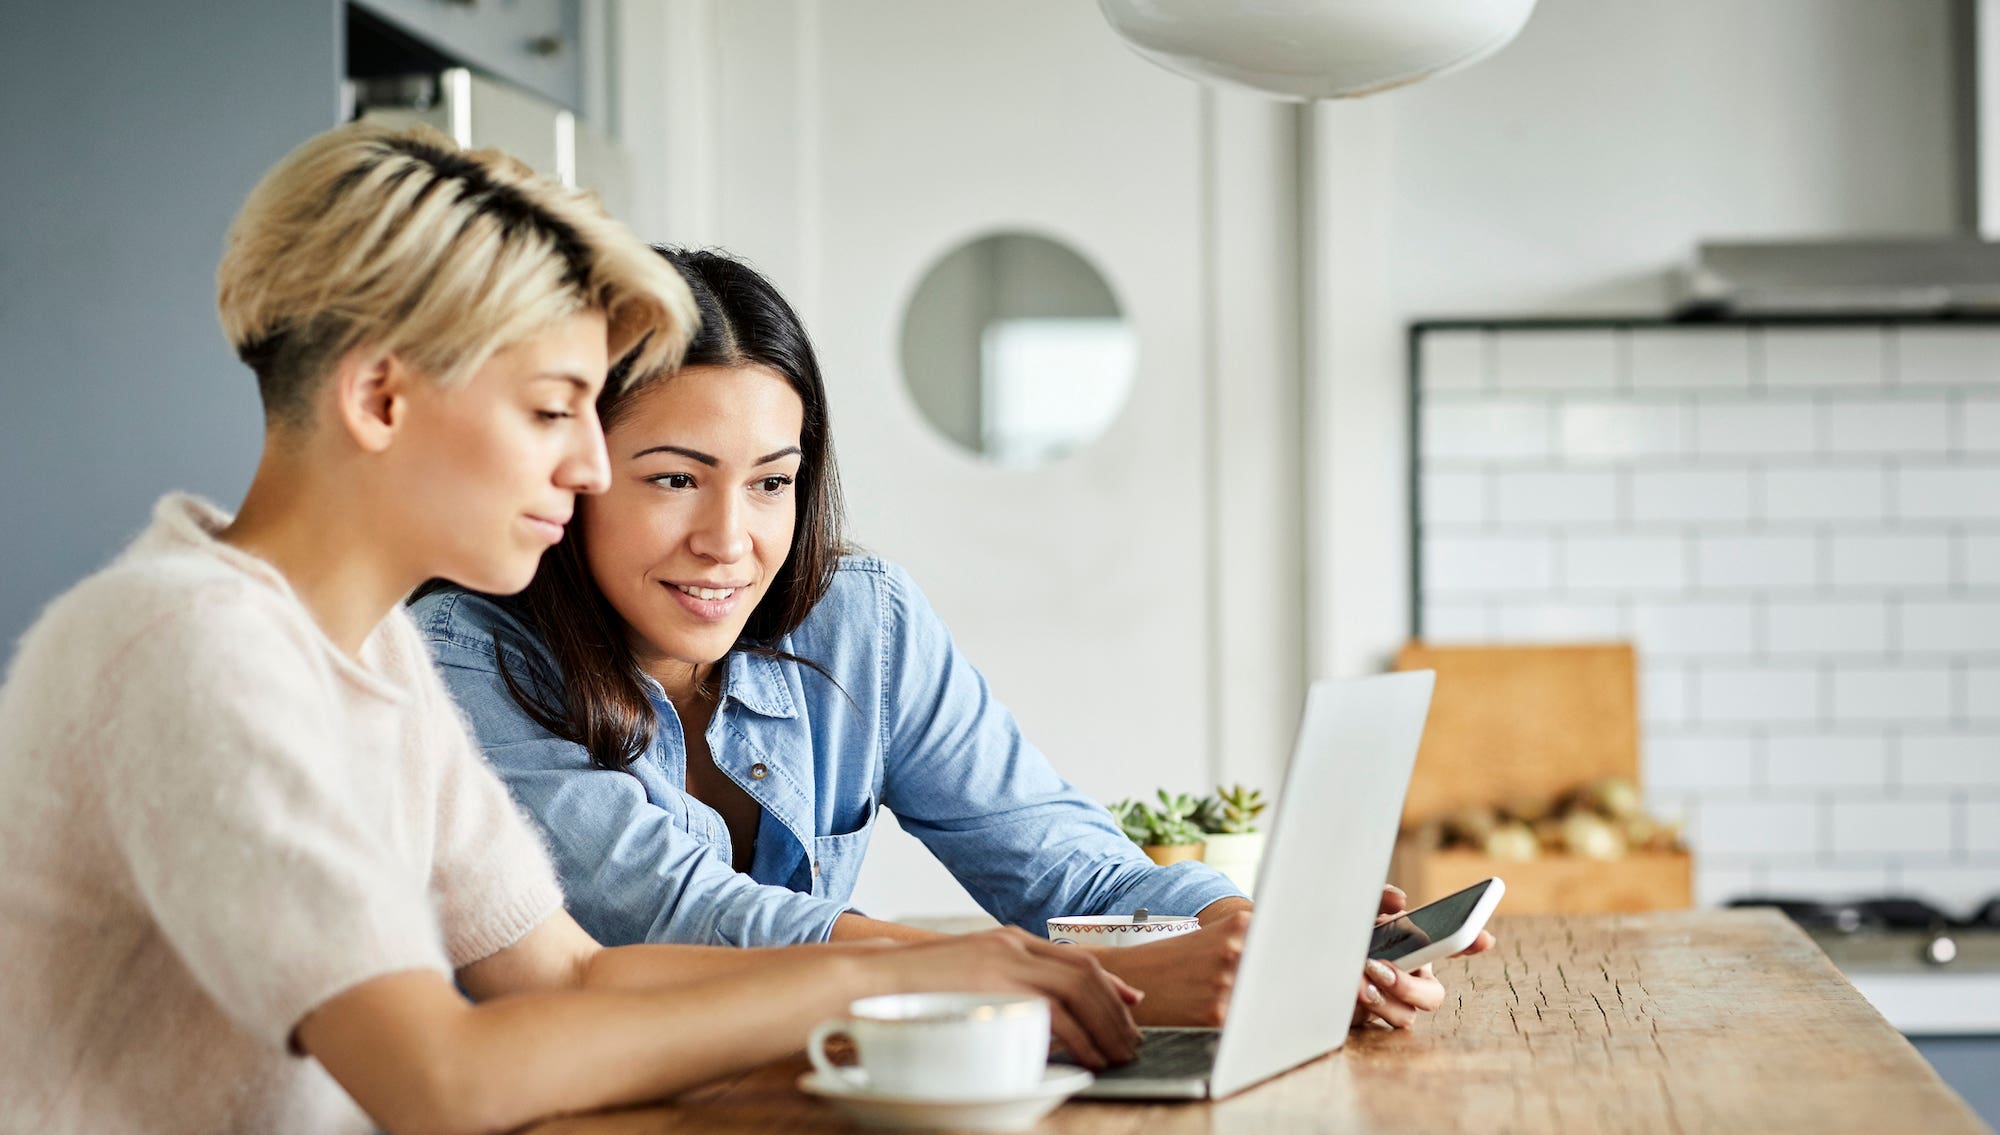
[0,495,565,1133]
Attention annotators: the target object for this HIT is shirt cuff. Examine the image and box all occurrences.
[692,884,857,948]
[1106,862,1248,925]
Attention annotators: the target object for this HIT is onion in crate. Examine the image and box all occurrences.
[1562,811,1628,861]
[1484,821,1539,862]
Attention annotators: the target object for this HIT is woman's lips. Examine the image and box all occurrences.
[523,515,567,544]
[661,579,747,622]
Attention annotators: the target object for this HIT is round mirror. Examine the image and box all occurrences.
[899,232,1137,467]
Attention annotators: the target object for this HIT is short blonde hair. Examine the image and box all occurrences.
[217,120,695,423]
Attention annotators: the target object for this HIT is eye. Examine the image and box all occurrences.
[758,475,795,496]
[535,410,575,423]
[648,472,696,490]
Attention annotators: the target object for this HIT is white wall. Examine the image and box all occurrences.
[1312,0,1961,679]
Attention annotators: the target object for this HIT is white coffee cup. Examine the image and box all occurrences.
[1045,913,1200,949]
[806,992,1049,1099]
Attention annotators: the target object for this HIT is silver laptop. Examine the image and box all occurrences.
[1075,671,1435,1099]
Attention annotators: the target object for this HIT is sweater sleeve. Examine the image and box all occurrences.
[89,597,451,1051]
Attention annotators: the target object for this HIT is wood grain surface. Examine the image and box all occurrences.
[527,910,1989,1135]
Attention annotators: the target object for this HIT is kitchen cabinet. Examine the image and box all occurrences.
[1914,1038,2000,1130]
[350,0,581,111]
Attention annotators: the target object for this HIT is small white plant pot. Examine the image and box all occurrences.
[1199,831,1266,897]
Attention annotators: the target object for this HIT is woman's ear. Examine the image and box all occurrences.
[327,345,412,454]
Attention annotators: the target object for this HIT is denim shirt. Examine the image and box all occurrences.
[412,557,1243,947]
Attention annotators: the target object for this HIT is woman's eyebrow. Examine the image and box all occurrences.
[627,444,804,466]
[630,444,716,465]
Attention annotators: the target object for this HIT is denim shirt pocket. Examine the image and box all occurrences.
[809,796,879,900]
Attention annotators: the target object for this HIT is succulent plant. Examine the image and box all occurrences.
[1107,792,1206,847]
[1107,798,1152,845]
[1194,783,1268,835]
[1192,796,1224,833]
[1149,790,1206,845]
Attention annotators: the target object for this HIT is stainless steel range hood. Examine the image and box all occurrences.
[1674,0,2000,318]
[1676,238,2000,317]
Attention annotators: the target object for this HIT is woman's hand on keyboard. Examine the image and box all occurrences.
[1092,910,1252,1027]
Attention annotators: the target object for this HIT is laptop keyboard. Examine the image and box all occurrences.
[1088,1028,1221,1082]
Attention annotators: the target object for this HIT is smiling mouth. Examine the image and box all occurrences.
[670,583,741,601]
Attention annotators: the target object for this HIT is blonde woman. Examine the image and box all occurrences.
[0,122,1137,1135]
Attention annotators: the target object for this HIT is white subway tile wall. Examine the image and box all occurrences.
[1414,323,2000,911]
[1762,465,1888,523]
[1631,468,1755,524]
[1493,331,1621,392]
[1762,327,1888,389]
[1694,399,1817,457]
[1962,397,2000,453]
[1493,469,1620,525]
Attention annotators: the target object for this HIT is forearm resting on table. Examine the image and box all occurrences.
[577,937,879,991]
[1197,896,1253,924]
[828,899,1252,944]
[576,914,941,992]
[829,911,950,943]
[299,952,885,1135]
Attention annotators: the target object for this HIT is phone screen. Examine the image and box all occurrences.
[1368,879,1493,962]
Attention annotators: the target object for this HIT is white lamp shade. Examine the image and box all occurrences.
[1098,0,1538,101]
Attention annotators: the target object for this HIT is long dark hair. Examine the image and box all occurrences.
[471,247,846,772]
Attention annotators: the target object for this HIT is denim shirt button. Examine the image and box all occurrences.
[750,763,768,780]
[812,859,820,876]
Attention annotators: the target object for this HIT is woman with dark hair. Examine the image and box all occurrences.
[412,247,1483,1029]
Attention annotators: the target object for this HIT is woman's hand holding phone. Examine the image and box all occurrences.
[1351,883,1500,1031]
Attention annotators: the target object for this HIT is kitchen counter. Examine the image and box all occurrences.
[529,910,1989,1134]
[1803,926,2000,1036]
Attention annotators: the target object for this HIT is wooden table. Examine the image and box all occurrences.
[530,911,1991,1134]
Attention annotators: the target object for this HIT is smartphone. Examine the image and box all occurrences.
[1368,877,1506,972]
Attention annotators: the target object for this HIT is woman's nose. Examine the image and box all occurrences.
[690,495,751,563]
[559,418,612,495]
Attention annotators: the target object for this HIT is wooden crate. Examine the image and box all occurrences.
[1390,844,1692,914]
[1390,641,1692,913]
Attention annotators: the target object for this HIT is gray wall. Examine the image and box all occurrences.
[0,2,340,650]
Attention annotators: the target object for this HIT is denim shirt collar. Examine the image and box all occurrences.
[631,648,796,720]
[631,648,816,883]
[719,649,797,719]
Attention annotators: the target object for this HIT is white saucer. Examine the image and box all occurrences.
[797,1065,1095,1132]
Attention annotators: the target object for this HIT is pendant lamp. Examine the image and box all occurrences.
[1098,0,1538,100]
